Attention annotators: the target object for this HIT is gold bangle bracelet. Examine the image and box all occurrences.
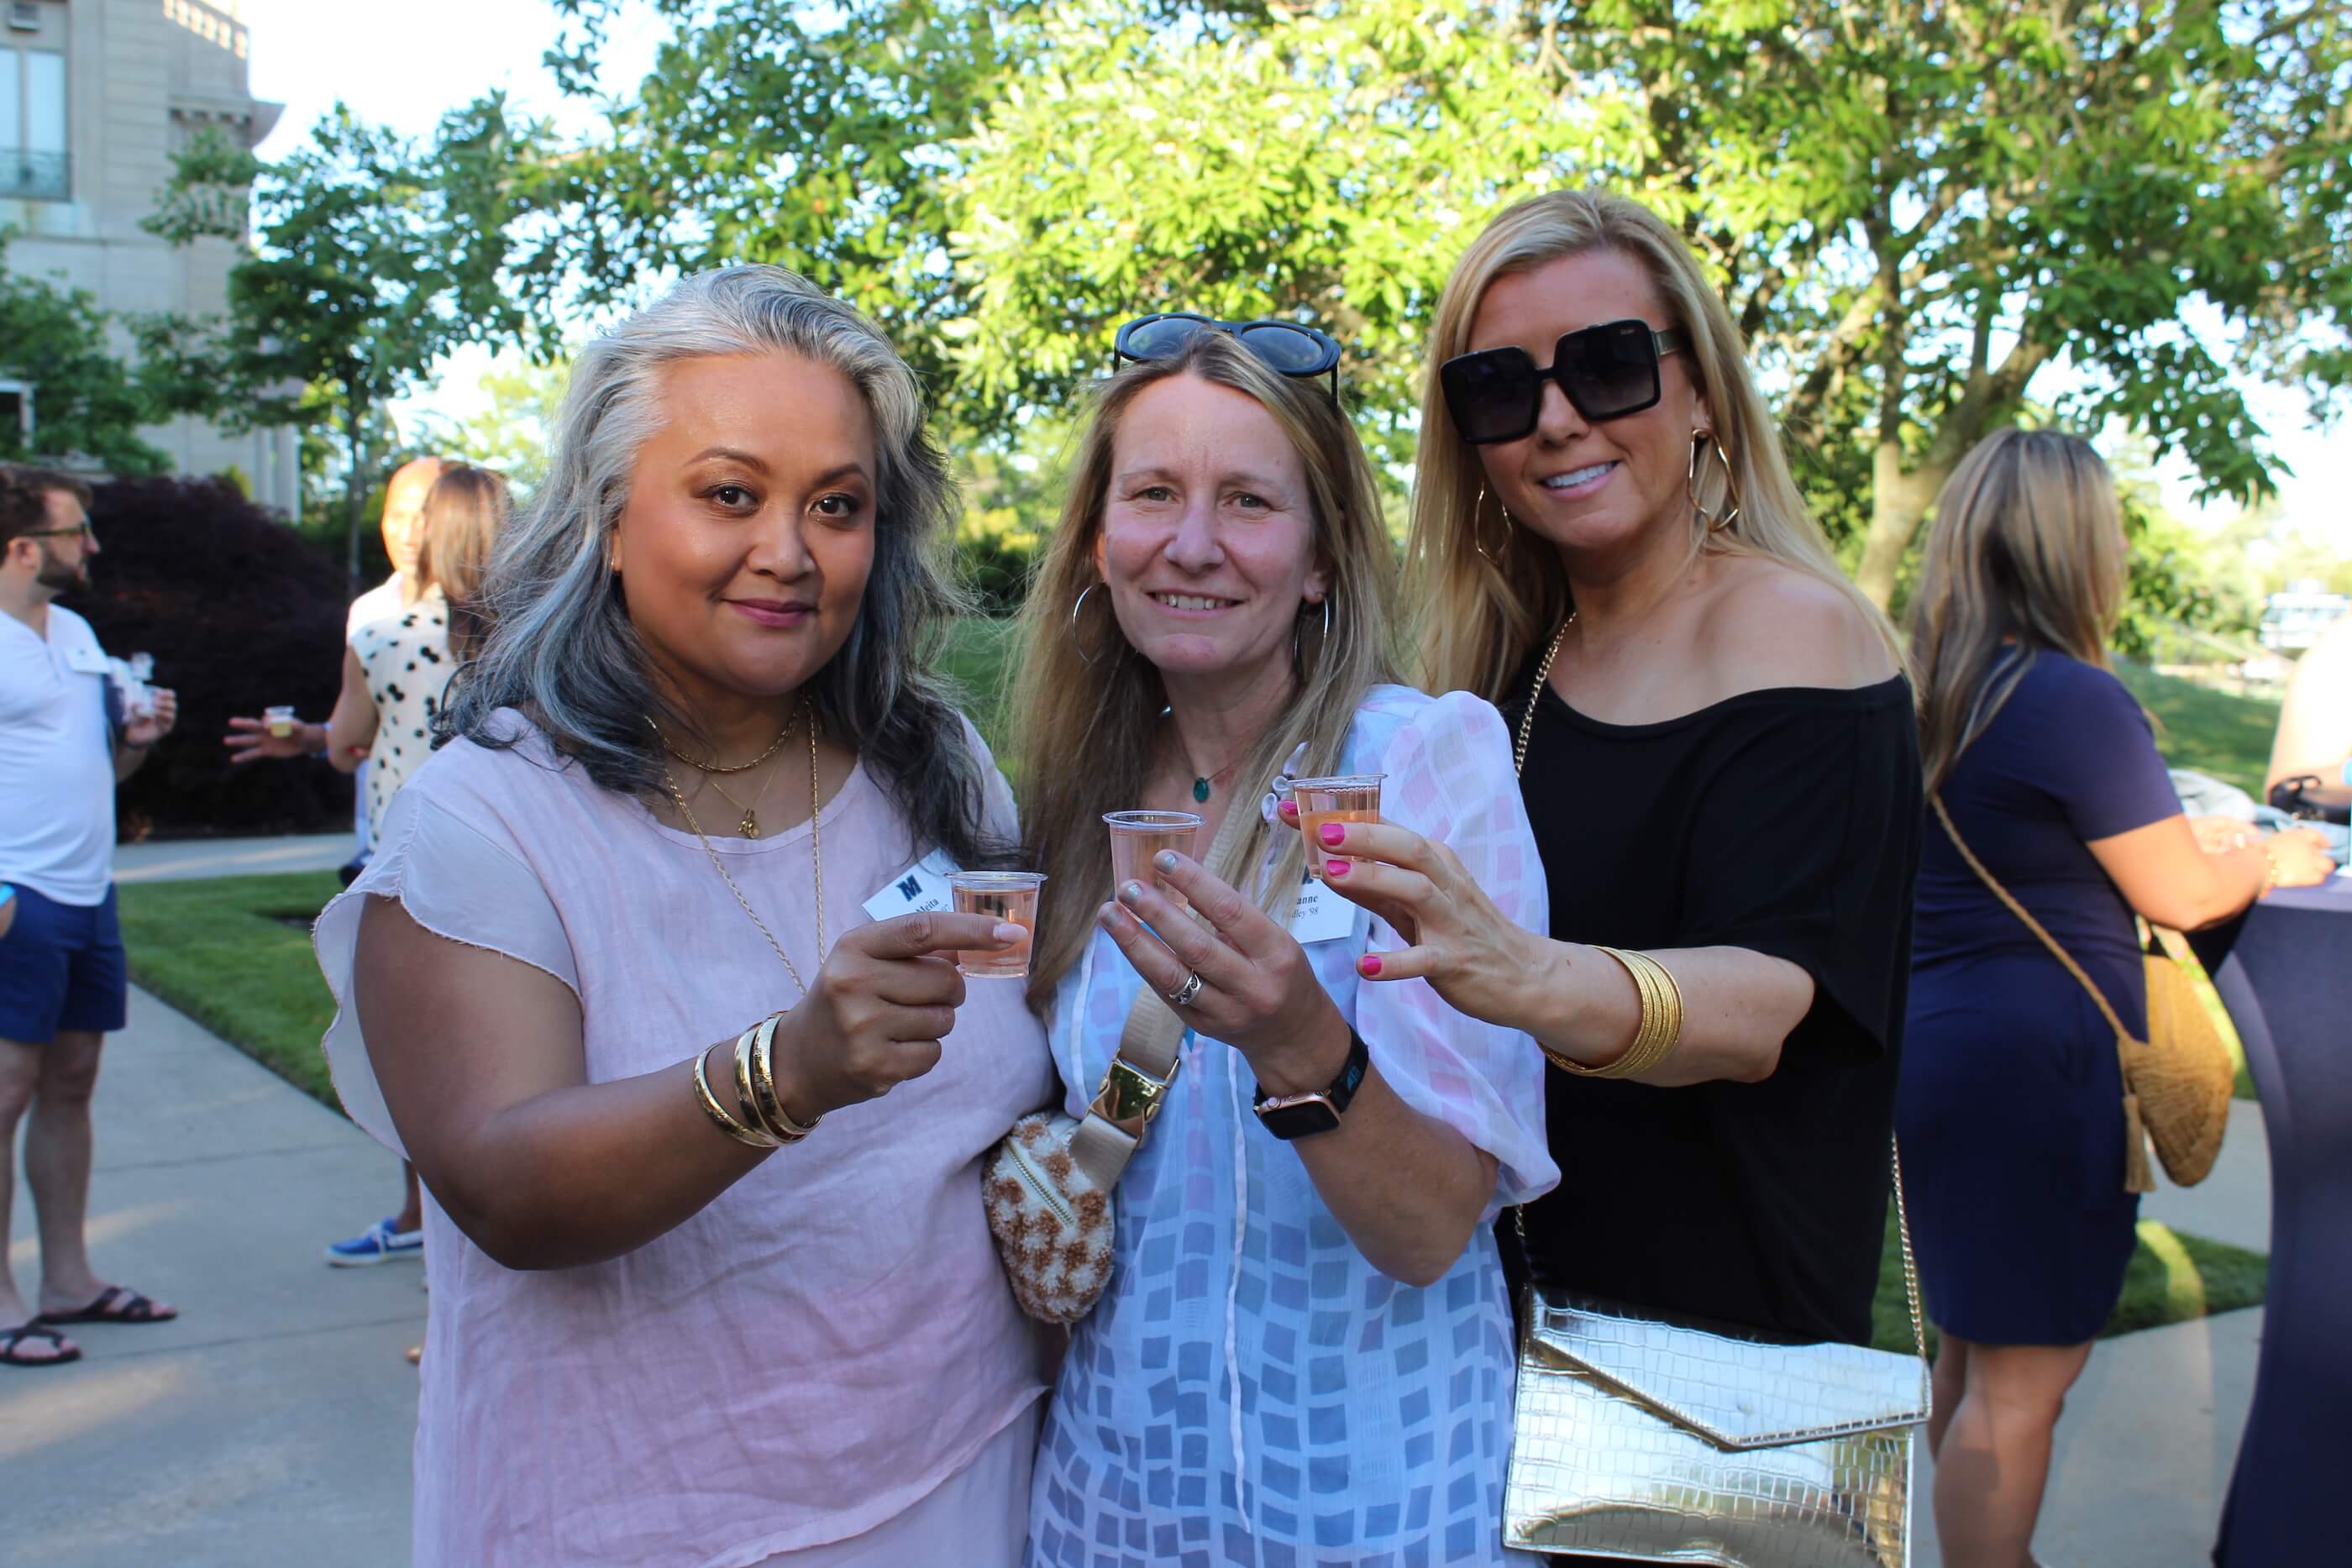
[695,1041,778,1148]
[1546,947,1685,1079]
[748,1013,819,1142]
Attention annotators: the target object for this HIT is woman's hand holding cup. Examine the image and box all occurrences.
[1277,800,1543,1023]
[1096,850,1349,1095]
[767,910,1024,1119]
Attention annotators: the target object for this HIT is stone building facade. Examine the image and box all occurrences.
[1,0,298,510]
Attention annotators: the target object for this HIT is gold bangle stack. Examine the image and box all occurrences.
[1543,946,1685,1079]
[690,1015,822,1148]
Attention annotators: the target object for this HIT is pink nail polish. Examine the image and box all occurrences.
[1317,822,1344,846]
[1359,954,1383,978]
[1326,858,1350,878]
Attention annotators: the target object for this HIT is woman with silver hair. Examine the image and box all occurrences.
[312,265,1053,1565]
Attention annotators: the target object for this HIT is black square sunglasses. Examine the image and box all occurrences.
[1115,312,1343,399]
[1440,319,1689,445]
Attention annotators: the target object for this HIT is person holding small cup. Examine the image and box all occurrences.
[1007,319,1557,1563]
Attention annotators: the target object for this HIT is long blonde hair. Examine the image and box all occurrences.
[1013,333,1400,1009]
[413,462,512,661]
[1908,428,2127,792]
[1407,189,1893,700]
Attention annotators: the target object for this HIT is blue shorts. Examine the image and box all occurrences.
[0,884,129,1045]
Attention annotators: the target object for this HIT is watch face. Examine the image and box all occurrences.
[1257,1095,1342,1141]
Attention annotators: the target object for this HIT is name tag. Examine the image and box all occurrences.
[62,644,111,676]
[861,849,959,922]
[1288,871,1361,945]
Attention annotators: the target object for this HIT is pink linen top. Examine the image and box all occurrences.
[313,711,1054,1567]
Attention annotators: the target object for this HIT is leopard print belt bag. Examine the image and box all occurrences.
[983,800,1253,1323]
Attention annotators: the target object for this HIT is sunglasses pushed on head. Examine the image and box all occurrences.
[1114,312,1343,401]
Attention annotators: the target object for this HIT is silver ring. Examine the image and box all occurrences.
[1167,972,1205,1008]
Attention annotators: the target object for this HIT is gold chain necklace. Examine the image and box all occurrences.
[654,711,796,775]
[659,700,826,998]
[1512,611,1578,774]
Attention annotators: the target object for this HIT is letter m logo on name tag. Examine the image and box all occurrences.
[898,873,923,900]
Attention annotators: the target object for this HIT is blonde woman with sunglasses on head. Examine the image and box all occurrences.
[1011,317,1557,1565]
[1900,429,2329,1566]
[1300,191,1923,1384]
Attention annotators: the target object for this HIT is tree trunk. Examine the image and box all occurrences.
[342,397,369,597]
[1854,443,1948,612]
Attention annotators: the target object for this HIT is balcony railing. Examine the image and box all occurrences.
[0,150,70,202]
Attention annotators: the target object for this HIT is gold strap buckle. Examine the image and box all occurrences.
[1089,1057,1170,1141]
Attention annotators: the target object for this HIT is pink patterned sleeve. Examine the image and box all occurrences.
[1355,690,1558,1215]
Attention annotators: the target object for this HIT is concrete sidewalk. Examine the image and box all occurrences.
[3,982,2278,1565]
[113,832,356,885]
[3,987,419,1568]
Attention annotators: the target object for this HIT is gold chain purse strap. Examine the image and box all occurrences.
[1511,622,1929,1389]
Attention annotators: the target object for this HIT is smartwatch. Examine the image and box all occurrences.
[1252,1029,1371,1141]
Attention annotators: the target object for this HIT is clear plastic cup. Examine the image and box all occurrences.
[1104,810,1205,915]
[1289,774,1386,883]
[264,705,297,739]
[948,871,1046,979]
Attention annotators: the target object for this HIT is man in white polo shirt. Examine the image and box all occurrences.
[0,466,180,1368]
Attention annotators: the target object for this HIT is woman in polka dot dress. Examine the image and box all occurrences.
[345,464,510,848]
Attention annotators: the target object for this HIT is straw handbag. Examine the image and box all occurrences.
[1930,794,2233,1191]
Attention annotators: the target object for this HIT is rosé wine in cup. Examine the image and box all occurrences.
[948,872,1046,979]
[1104,810,1204,916]
[1289,774,1385,883]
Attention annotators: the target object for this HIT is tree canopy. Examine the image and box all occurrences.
[142,101,543,585]
[527,0,2350,608]
[0,233,169,475]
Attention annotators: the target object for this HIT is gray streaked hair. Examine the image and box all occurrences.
[440,264,1007,870]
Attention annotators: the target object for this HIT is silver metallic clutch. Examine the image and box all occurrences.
[1505,1146,1929,1566]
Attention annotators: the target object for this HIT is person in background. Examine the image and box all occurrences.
[2265,608,2352,824]
[226,464,512,1275]
[0,466,180,1369]
[340,456,448,881]
[1898,429,2334,1566]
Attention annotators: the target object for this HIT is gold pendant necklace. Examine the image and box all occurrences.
[698,759,784,837]
[659,699,826,996]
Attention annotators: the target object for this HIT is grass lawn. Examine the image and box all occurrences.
[2113,658,2280,798]
[1868,1210,2265,1356]
[116,870,346,1109]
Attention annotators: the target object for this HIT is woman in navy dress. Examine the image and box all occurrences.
[1900,428,2334,1566]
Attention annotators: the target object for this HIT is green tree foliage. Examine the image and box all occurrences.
[412,351,575,497]
[0,234,168,475]
[140,101,545,587]
[537,0,2349,611]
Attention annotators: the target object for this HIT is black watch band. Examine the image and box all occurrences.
[1252,1029,1371,1141]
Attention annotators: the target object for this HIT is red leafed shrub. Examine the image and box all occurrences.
[64,475,356,840]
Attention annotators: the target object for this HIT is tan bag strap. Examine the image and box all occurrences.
[1068,797,1258,1190]
[1927,792,2133,1043]
[1929,789,2156,1193]
[1515,636,1927,1385]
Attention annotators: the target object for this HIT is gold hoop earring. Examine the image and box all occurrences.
[1473,485,1513,564]
[1688,433,1743,534]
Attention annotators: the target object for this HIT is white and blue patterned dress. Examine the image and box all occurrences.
[1026,686,1559,1568]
